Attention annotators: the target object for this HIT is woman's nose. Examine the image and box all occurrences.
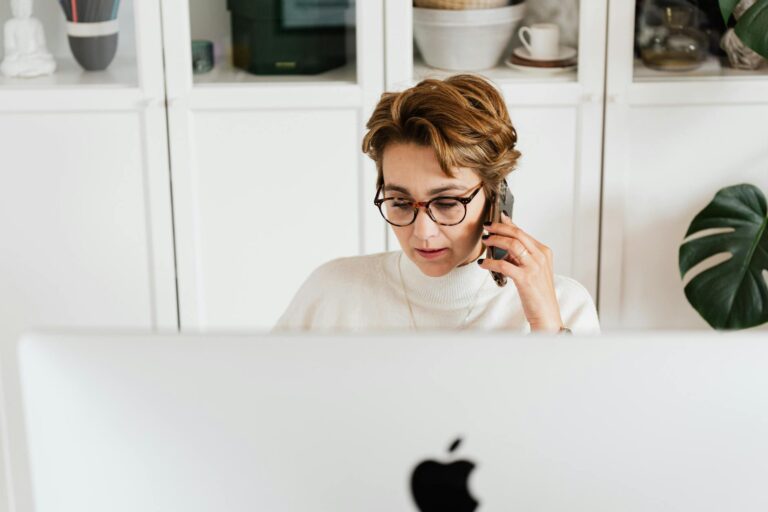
[412,206,440,240]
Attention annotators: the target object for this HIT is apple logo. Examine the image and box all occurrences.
[410,437,479,511]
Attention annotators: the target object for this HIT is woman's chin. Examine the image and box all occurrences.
[410,252,454,277]
[418,264,452,277]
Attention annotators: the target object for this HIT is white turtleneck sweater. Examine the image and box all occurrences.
[272,250,600,334]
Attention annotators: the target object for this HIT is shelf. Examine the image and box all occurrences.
[414,56,577,85]
[0,57,138,90]
[409,56,584,107]
[625,56,768,106]
[187,59,361,110]
[192,60,357,88]
[633,56,768,83]
[187,0,358,91]
[0,56,144,112]
[0,0,139,87]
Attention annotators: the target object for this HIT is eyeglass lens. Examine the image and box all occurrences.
[381,198,466,226]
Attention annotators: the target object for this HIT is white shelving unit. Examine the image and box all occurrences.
[0,2,177,512]
[161,0,384,332]
[2,0,768,510]
[600,0,768,330]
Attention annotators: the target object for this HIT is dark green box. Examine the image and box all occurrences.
[227,0,350,75]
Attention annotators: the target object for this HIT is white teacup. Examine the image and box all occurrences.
[518,23,560,60]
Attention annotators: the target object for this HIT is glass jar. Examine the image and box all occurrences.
[636,2,709,71]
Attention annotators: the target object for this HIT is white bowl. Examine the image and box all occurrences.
[414,0,511,11]
[413,4,527,71]
[414,4,525,24]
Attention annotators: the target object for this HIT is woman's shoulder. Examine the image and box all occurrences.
[551,274,598,311]
[295,251,400,296]
[271,251,398,332]
[553,274,592,298]
[307,251,397,283]
[552,274,601,334]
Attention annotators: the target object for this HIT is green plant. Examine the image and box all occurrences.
[719,0,768,59]
[679,184,768,330]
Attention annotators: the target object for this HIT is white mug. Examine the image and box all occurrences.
[518,23,560,60]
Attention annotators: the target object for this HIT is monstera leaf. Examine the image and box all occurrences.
[679,184,768,330]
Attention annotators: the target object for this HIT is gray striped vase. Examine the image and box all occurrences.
[66,20,119,71]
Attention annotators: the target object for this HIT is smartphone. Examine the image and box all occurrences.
[485,179,515,287]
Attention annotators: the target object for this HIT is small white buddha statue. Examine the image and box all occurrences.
[1,0,56,78]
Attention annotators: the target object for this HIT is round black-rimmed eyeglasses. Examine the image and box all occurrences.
[373,183,484,227]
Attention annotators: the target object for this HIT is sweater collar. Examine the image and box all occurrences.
[397,249,499,309]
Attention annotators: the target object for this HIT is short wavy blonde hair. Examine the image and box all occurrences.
[361,74,522,201]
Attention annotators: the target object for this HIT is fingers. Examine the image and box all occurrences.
[486,213,553,266]
[478,255,525,281]
[485,213,537,258]
[482,233,528,265]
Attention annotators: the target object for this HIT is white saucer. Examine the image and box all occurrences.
[504,60,577,74]
[512,45,577,63]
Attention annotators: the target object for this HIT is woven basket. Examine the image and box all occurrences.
[414,0,510,9]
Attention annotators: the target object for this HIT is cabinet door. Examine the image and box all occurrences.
[384,0,608,301]
[600,0,768,330]
[163,0,385,331]
[0,2,176,510]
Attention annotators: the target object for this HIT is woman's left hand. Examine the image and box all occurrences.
[477,213,564,333]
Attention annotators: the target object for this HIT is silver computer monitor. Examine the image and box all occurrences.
[14,330,768,511]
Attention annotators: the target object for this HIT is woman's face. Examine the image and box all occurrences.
[381,143,488,277]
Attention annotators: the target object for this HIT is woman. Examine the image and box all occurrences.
[273,74,600,334]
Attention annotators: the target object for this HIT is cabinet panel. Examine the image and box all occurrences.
[502,107,581,282]
[162,0,385,332]
[1,114,154,329]
[0,110,176,512]
[601,104,768,329]
[177,109,362,330]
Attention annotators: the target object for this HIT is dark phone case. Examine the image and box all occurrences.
[486,180,515,287]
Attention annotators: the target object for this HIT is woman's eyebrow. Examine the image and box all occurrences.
[383,184,466,196]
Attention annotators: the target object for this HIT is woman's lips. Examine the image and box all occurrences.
[415,248,447,260]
